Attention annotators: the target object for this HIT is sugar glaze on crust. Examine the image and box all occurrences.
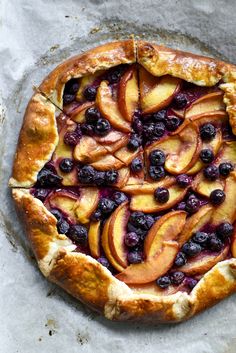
[10,40,236,323]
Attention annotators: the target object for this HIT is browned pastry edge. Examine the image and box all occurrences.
[12,189,236,322]
[9,40,236,322]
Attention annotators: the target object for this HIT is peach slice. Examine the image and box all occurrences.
[144,211,187,258]
[69,102,95,123]
[76,70,105,101]
[129,281,188,296]
[113,167,130,189]
[211,172,236,225]
[73,135,107,163]
[231,227,236,258]
[121,177,175,194]
[116,241,179,284]
[94,130,129,154]
[192,171,225,197]
[74,187,99,224]
[187,129,222,175]
[96,81,131,133]
[130,183,188,213]
[139,67,181,114]
[171,108,185,118]
[178,205,213,246]
[108,202,130,268]
[114,146,140,165]
[48,191,78,222]
[88,221,101,259]
[101,217,125,272]
[185,91,225,119]
[118,65,139,121]
[178,246,229,276]
[190,111,228,126]
[53,120,76,160]
[90,154,124,171]
[214,141,236,166]
[146,123,201,174]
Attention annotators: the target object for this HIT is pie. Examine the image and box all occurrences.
[9,39,236,323]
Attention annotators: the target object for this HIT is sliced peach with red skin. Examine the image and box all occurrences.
[69,102,94,123]
[118,65,139,121]
[214,141,236,166]
[96,81,131,133]
[101,217,125,272]
[231,226,236,258]
[94,130,129,153]
[113,167,130,189]
[130,183,188,213]
[90,154,124,171]
[108,202,130,268]
[190,111,228,126]
[73,135,107,163]
[139,67,181,114]
[192,172,225,197]
[121,177,175,194]
[177,246,229,276]
[74,187,99,224]
[88,221,101,258]
[146,122,201,174]
[185,91,225,119]
[53,120,76,160]
[211,172,236,225]
[116,241,179,284]
[178,205,213,246]
[48,191,78,222]
[144,211,187,259]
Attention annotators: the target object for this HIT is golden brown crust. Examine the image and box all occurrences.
[39,39,136,108]
[9,94,58,187]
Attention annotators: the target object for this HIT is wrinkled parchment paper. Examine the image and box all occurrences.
[1,1,236,352]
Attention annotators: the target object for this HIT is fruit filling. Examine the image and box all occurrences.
[31,63,236,295]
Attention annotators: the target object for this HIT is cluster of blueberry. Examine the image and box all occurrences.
[91,192,128,221]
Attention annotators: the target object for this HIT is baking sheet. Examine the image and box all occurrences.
[1,0,236,352]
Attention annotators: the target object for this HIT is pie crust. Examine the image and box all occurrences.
[9,39,236,323]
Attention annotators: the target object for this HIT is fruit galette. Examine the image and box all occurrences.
[9,40,236,323]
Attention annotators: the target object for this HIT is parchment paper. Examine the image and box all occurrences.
[1,1,236,352]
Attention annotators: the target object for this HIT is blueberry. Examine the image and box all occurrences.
[152,110,166,123]
[174,252,187,267]
[33,188,50,201]
[95,118,111,136]
[173,93,189,109]
[131,157,143,173]
[64,79,79,95]
[78,165,96,184]
[85,107,101,124]
[99,198,116,214]
[93,171,106,186]
[208,234,223,252]
[149,165,165,180]
[165,116,180,131]
[112,191,128,205]
[83,86,97,101]
[125,232,140,247]
[68,224,88,245]
[154,187,169,203]
[63,94,75,105]
[97,257,110,268]
[200,123,216,140]
[210,189,225,205]
[156,275,171,289]
[127,251,143,264]
[149,149,166,166]
[192,231,209,246]
[176,174,191,188]
[64,129,81,146]
[203,165,219,181]
[59,158,74,173]
[57,219,70,234]
[182,241,202,257]
[170,271,185,285]
[107,68,122,84]
[216,222,234,240]
[200,149,214,164]
[127,222,146,238]
[219,162,234,177]
[177,201,186,211]
[142,215,155,230]
[129,211,146,228]
[185,195,200,213]
[80,123,95,136]
[143,122,165,139]
[105,170,118,184]
[37,168,62,187]
[127,134,141,151]
[50,209,63,221]
[132,117,143,134]
[90,209,102,221]
[186,278,198,289]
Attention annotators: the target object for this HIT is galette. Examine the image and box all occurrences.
[9,39,236,323]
